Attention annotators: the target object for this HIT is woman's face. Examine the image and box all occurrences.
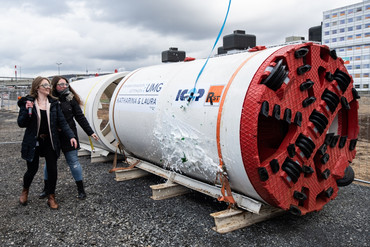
[37,79,51,96]
[56,78,69,92]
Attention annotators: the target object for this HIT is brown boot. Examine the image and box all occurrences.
[47,194,59,210]
[19,188,29,206]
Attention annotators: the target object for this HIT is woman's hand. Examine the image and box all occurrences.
[70,138,78,148]
[91,133,99,141]
[26,100,34,109]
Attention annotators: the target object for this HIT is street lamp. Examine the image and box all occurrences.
[56,62,62,75]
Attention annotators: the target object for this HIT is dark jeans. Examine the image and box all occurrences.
[23,137,58,194]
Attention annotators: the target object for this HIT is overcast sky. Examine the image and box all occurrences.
[0,0,363,78]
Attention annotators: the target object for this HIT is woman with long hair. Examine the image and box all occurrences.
[39,76,99,200]
[17,76,77,209]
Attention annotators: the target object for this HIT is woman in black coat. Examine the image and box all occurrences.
[18,76,77,209]
[39,76,99,200]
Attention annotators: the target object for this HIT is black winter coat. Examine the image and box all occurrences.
[57,92,94,153]
[17,95,75,162]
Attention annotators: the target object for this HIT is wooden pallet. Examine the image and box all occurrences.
[210,206,284,233]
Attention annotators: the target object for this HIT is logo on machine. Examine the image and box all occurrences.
[145,83,163,93]
[205,85,225,106]
[175,88,205,102]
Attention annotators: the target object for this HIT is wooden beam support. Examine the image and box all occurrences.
[115,168,149,181]
[210,206,285,233]
[77,149,91,157]
[150,181,190,200]
[91,153,118,163]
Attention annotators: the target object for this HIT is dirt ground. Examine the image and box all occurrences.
[352,96,370,183]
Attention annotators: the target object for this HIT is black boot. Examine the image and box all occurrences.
[39,180,48,199]
[76,180,86,200]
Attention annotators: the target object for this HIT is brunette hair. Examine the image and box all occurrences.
[51,76,82,105]
[29,76,52,99]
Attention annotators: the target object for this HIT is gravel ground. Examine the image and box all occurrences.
[0,111,369,247]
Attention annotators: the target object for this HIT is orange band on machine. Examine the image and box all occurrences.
[215,51,262,205]
[216,52,261,168]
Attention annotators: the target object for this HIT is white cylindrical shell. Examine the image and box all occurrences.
[110,48,281,202]
[70,72,129,152]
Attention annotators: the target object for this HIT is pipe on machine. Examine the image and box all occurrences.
[77,43,359,215]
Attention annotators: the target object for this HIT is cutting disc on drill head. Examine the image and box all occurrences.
[240,43,359,215]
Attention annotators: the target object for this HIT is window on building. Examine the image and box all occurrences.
[340,11,345,16]
[348,27,353,31]
[366,23,370,28]
[367,5,370,10]
[348,9,354,14]
[332,38,337,42]
[364,64,370,69]
[340,19,346,25]
[348,35,353,40]
[355,45,361,50]
[363,73,369,78]
[339,48,345,52]
[348,46,353,51]
[364,84,369,88]
[348,18,353,23]
[363,55,370,60]
[324,14,330,19]
[355,84,360,88]
[355,56,361,61]
[332,21,337,26]
[325,23,330,27]
[324,39,330,44]
[340,37,345,41]
[325,31,330,35]
[356,25,362,30]
[365,44,370,49]
[366,14,370,20]
[354,73,361,78]
[356,7,362,12]
[332,30,337,34]
[365,32,370,37]
[340,28,345,33]
[355,65,361,69]
[332,13,338,18]
[347,65,353,70]
[356,34,361,39]
[356,16,362,21]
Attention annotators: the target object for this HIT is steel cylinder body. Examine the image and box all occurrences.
[109,43,359,214]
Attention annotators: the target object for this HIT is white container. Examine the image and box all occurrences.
[110,47,282,202]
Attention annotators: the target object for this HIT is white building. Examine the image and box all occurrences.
[322,1,370,92]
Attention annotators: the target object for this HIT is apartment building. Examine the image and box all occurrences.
[322,0,370,92]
